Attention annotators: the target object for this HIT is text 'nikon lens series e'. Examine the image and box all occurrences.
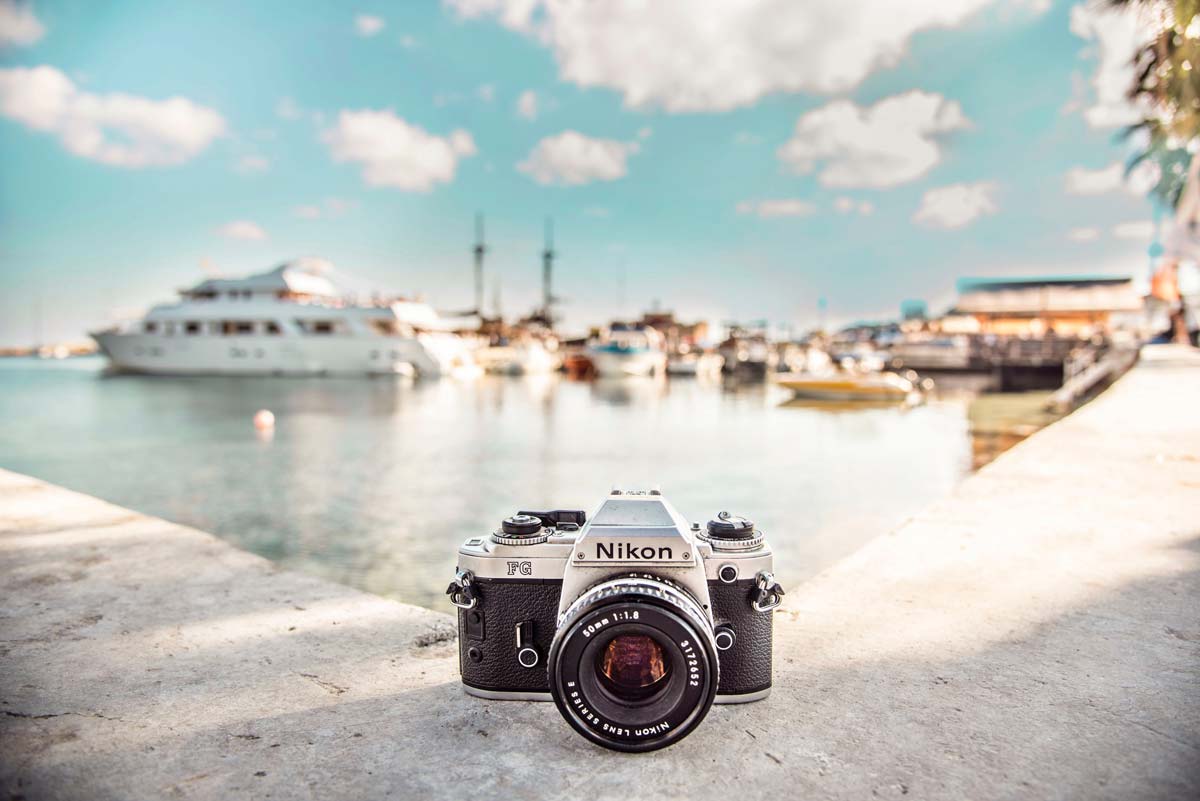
[447,489,784,752]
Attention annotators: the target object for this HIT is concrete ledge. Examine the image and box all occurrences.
[2,345,1198,800]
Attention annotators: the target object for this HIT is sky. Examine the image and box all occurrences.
[0,0,1161,346]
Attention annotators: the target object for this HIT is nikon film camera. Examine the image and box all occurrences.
[446,489,784,752]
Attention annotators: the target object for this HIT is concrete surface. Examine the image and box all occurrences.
[2,344,1198,801]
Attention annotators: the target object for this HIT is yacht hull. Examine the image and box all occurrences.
[92,331,468,377]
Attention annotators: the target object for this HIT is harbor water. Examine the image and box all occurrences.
[0,357,1023,610]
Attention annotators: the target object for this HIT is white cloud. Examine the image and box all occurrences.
[1067,227,1101,242]
[293,205,321,219]
[516,89,538,120]
[0,65,225,167]
[913,181,998,229]
[323,109,476,191]
[736,199,816,219]
[477,83,495,103]
[1064,161,1124,195]
[734,131,763,146]
[235,155,269,174]
[1069,3,1151,128]
[834,196,874,216]
[1113,220,1155,240]
[637,126,652,140]
[444,0,996,112]
[778,90,970,188]
[355,14,385,37]
[217,220,268,241]
[517,130,638,186]
[0,0,43,46]
[399,33,418,48]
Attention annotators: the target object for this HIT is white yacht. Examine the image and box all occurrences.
[92,259,478,377]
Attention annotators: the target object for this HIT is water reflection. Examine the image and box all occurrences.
[1,357,977,611]
[777,398,918,414]
[590,376,669,406]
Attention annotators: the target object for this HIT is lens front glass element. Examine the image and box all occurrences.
[597,634,671,701]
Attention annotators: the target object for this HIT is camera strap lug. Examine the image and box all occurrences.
[751,571,785,612]
[446,568,479,610]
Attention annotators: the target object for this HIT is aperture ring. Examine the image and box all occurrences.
[557,575,712,636]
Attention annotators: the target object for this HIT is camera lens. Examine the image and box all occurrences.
[548,575,719,752]
[596,634,672,702]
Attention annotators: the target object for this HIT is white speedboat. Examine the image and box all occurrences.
[587,324,667,377]
[91,259,478,377]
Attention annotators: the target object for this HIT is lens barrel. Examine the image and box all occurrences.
[547,575,719,752]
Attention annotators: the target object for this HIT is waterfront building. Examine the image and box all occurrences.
[953,275,1143,337]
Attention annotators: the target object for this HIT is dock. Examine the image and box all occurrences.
[2,345,1198,800]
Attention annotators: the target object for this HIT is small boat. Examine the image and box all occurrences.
[717,332,776,380]
[774,370,918,401]
[587,324,667,377]
[475,339,560,375]
[666,351,724,377]
[562,351,595,379]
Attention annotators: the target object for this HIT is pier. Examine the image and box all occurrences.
[2,345,1198,800]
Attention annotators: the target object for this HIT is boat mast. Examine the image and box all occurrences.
[473,213,486,317]
[541,217,555,323]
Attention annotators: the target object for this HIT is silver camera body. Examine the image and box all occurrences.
[449,489,783,752]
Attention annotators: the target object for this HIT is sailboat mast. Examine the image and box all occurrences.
[473,213,486,317]
[542,217,554,321]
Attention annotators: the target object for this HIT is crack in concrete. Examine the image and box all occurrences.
[297,673,348,695]
[3,709,120,721]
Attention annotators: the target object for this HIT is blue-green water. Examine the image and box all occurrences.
[0,357,974,610]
